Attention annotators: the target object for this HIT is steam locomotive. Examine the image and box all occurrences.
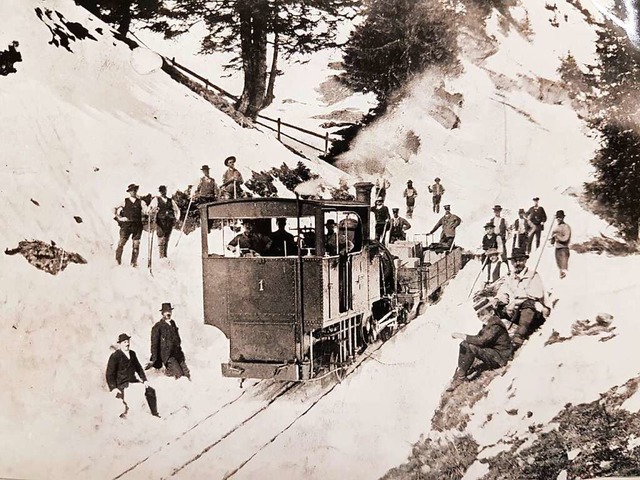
[199,182,464,381]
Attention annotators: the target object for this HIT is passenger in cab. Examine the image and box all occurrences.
[227,220,272,256]
[269,218,297,256]
[324,219,337,256]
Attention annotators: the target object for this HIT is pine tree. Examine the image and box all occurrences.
[78,0,162,36]
[342,0,458,102]
[155,0,359,120]
[583,29,640,240]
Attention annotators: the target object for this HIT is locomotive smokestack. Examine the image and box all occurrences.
[354,182,374,204]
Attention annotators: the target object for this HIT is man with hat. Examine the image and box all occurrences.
[220,156,245,200]
[227,220,273,256]
[447,301,513,392]
[494,251,548,349]
[149,303,190,380]
[402,180,418,218]
[372,197,391,244]
[512,208,535,254]
[389,208,412,243]
[427,204,461,249]
[526,197,547,251]
[489,205,508,260]
[113,183,149,267]
[106,333,159,418]
[428,177,445,213]
[193,165,218,204]
[149,185,181,259]
[550,210,571,279]
[268,218,298,256]
[324,219,338,256]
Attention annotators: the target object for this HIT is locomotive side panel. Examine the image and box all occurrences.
[203,258,229,331]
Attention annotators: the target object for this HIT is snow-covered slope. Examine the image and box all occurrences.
[2,0,639,478]
[0,1,348,478]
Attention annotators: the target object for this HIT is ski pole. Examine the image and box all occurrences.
[468,255,490,297]
[175,196,193,248]
[148,211,156,272]
[530,217,556,277]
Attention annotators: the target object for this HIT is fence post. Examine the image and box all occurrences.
[172,57,175,64]
[277,118,282,141]
[324,132,329,154]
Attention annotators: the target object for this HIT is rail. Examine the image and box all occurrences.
[164,56,334,154]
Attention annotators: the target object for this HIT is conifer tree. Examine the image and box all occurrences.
[342,0,458,102]
[155,0,359,120]
[78,0,162,36]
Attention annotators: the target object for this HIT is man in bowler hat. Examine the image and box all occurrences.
[526,197,547,251]
[106,333,159,418]
[149,303,191,379]
[550,210,572,278]
[193,165,218,203]
[114,183,149,267]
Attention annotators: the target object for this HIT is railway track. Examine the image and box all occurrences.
[112,338,391,480]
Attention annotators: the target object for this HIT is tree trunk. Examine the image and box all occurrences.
[115,0,133,36]
[262,30,279,108]
[235,0,269,120]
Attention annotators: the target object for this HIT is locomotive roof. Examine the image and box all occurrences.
[200,197,370,219]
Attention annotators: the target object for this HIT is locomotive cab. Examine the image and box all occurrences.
[199,186,385,381]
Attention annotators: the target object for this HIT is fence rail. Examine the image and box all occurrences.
[165,57,334,155]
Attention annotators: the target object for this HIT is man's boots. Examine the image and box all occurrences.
[446,369,466,392]
[145,386,160,417]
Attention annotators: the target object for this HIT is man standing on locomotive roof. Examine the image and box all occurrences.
[149,185,181,259]
[114,183,149,267]
[106,333,159,418]
[494,251,548,349]
[220,156,245,199]
[193,165,218,204]
[389,208,412,243]
[372,198,391,244]
[526,197,547,251]
[428,177,445,213]
[149,303,191,380]
[447,301,513,392]
[427,205,461,248]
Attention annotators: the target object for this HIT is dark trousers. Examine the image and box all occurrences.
[513,233,528,253]
[432,195,442,213]
[375,223,387,243]
[512,306,538,347]
[440,233,454,248]
[457,341,505,376]
[165,357,190,379]
[406,198,415,218]
[116,222,143,265]
[117,383,159,416]
[528,224,543,250]
[555,248,570,273]
[156,218,175,258]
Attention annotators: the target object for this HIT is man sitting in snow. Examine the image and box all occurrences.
[494,251,549,349]
[447,300,513,392]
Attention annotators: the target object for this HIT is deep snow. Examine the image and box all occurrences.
[2,0,640,479]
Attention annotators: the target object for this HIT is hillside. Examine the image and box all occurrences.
[2,0,640,479]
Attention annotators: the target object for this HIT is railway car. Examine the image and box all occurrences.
[199,182,464,381]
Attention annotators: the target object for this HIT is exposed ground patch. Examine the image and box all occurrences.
[5,240,87,275]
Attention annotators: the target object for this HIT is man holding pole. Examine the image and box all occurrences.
[372,198,391,244]
[149,185,180,259]
[114,183,149,267]
[494,251,548,349]
[550,210,571,279]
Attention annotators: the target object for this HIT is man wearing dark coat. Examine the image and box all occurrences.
[372,198,391,244]
[427,205,462,248]
[106,333,159,418]
[388,208,412,243]
[526,197,547,251]
[114,183,149,267]
[149,303,191,379]
[447,302,513,391]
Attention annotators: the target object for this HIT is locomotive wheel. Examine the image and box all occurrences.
[380,327,393,342]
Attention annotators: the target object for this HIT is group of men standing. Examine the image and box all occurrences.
[106,302,190,418]
[113,156,245,266]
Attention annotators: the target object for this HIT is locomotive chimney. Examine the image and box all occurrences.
[354,182,374,204]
